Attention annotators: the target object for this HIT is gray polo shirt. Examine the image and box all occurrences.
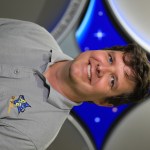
[0,18,79,150]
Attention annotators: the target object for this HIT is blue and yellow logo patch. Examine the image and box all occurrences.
[8,95,31,114]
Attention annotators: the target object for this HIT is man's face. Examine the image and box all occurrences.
[68,50,135,106]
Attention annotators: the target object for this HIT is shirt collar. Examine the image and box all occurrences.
[48,84,81,110]
[47,49,73,67]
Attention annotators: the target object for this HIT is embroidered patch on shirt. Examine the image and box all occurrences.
[8,95,31,114]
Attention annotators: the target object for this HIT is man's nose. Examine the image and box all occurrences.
[96,64,114,77]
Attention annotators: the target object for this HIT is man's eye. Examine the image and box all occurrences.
[108,54,113,64]
[110,76,115,88]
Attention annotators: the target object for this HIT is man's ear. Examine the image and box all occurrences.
[94,99,113,107]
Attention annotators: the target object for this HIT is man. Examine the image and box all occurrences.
[0,18,149,150]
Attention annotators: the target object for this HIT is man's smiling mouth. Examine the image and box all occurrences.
[88,64,91,81]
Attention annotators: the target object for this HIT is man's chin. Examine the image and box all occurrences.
[69,64,82,83]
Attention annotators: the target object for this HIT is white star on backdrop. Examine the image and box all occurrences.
[94,30,105,40]
[94,117,101,123]
[98,11,103,16]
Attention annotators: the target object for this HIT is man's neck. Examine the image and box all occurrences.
[43,61,82,103]
[43,61,66,93]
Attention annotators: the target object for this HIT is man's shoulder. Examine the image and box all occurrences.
[0,18,43,30]
[0,18,51,40]
[0,18,62,51]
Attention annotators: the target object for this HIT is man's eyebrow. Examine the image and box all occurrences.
[110,51,116,63]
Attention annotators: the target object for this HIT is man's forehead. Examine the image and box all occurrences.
[115,51,136,94]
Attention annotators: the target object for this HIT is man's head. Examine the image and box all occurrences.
[66,44,150,106]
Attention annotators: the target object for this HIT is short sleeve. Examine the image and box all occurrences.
[0,123,36,150]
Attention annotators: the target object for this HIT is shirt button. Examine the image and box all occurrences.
[33,70,37,75]
[14,69,20,74]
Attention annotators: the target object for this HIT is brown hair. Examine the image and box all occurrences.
[105,44,150,106]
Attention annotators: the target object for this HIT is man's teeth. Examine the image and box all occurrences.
[88,64,91,80]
